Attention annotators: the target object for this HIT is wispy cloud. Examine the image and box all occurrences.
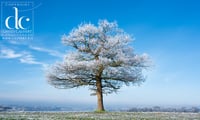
[3,80,26,85]
[0,48,22,59]
[19,52,46,66]
[29,46,64,58]
[0,48,46,66]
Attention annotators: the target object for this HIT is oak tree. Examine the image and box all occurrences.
[46,20,150,111]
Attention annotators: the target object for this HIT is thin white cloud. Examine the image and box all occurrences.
[19,52,46,66]
[3,80,26,85]
[0,48,46,66]
[29,46,64,58]
[0,48,22,58]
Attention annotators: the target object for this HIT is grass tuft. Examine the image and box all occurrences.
[94,110,107,113]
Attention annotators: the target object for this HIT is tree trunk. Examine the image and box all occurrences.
[96,78,105,111]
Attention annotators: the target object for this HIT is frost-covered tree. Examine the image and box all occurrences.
[46,20,150,111]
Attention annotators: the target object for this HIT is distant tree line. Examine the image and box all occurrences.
[0,105,64,112]
[0,106,12,112]
[127,106,200,113]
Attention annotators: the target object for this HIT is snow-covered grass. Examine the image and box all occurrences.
[0,112,200,120]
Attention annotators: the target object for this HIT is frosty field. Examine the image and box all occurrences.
[0,112,200,120]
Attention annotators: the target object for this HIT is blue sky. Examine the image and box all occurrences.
[0,0,200,107]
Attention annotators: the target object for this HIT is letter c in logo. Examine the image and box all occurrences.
[18,16,26,29]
